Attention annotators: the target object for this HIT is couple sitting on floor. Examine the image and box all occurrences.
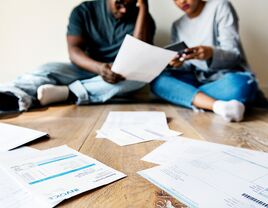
[0,0,267,122]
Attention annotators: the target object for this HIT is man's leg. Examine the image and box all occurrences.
[69,76,146,105]
[0,92,19,111]
[0,63,95,111]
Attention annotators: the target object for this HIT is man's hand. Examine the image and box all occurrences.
[136,0,148,8]
[169,54,184,68]
[98,63,125,84]
[182,46,213,61]
[132,0,154,44]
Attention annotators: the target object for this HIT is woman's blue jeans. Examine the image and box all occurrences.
[151,69,258,109]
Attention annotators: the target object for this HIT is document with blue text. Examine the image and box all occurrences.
[0,145,126,207]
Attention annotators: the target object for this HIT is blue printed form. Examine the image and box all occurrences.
[1,145,126,207]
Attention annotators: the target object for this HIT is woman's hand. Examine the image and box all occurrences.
[182,46,213,61]
[169,54,184,68]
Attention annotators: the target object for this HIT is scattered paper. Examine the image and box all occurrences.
[0,145,126,207]
[139,137,268,208]
[0,123,48,152]
[0,147,41,164]
[141,136,268,165]
[0,166,51,208]
[97,111,182,146]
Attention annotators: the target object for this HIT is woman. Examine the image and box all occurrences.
[151,0,259,122]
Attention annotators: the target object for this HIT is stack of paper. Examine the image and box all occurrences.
[0,145,126,208]
[0,122,48,152]
[96,111,182,146]
[138,137,268,208]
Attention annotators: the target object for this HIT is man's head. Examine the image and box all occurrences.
[108,0,138,19]
[173,0,205,18]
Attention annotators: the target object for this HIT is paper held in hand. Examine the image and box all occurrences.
[112,35,177,83]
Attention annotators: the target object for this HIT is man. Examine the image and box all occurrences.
[0,0,155,113]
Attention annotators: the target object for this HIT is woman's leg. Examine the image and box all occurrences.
[192,91,245,122]
[196,72,258,121]
[199,72,258,103]
[151,70,250,122]
[151,70,200,109]
[192,92,216,110]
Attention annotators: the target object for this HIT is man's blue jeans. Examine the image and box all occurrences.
[0,63,145,111]
[151,69,258,109]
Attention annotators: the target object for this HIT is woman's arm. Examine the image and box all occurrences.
[209,1,244,69]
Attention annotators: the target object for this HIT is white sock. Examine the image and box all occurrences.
[212,100,245,122]
[37,84,69,106]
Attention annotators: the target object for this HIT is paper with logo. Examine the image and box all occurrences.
[0,145,126,207]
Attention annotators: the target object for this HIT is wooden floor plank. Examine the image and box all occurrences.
[1,103,268,207]
[59,104,163,208]
[0,105,105,150]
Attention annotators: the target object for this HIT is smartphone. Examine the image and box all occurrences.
[165,41,189,56]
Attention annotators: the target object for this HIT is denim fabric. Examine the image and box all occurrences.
[69,76,145,105]
[0,62,145,111]
[151,69,258,109]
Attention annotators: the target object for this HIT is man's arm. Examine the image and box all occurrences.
[67,36,124,84]
[133,0,155,44]
[67,35,100,74]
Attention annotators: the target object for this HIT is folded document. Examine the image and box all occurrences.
[97,111,182,146]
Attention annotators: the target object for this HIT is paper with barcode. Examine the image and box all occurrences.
[139,137,268,208]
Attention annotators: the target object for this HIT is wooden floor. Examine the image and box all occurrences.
[1,103,268,208]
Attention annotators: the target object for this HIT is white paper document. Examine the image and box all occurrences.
[0,122,48,151]
[0,167,51,208]
[0,145,126,207]
[0,147,40,165]
[97,111,182,146]
[112,35,177,82]
[139,137,268,208]
[142,136,268,165]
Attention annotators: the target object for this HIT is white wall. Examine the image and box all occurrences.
[0,0,267,88]
[0,0,82,83]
